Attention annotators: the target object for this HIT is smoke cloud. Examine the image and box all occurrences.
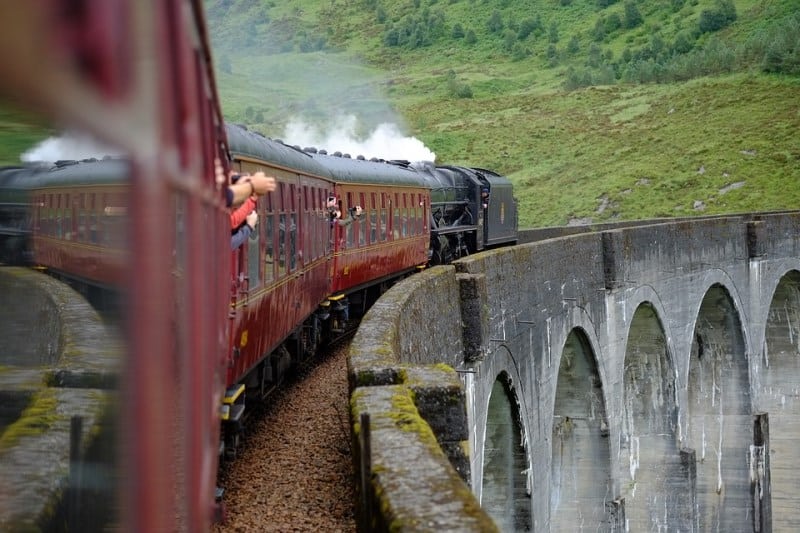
[284,114,435,162]
[21,132,123,163]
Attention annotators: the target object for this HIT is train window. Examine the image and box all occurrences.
[264,214,274,283]
[370,193,377,244]
[248,212,260,289]
[417,194,424,235]
[64,196,72,240]
[301,185,309,260]
[345,192,354,248]
[88,193,97,243]
[56,196,63,238]
[402,208,408,237]
[317,188,324,258]
[279,213,287,275]
[90,212,98,243]
[79,210,87,242]
[289,213,297,271]
[380,208,387,241]
[358,193,366,246]
[393,194,400,240]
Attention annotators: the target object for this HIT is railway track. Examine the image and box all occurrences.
[214,341,355,532]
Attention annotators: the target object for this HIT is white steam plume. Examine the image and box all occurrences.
[21,132,123,163]
[283,115,435,163]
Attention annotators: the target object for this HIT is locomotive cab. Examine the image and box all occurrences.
[473,168,518,248]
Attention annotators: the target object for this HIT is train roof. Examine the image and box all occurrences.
[307,151,429,188]
[0,159,130,190]
[227,123,430,189]
[226,123,333,179]
[470,167,513,189]
[4,158,131,189]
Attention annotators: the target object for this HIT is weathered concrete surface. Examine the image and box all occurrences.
[0,267,120,531]
[350,211,800,532]
[349,266,497,531]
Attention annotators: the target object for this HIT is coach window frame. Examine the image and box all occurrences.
[380,192,387,242]
[369,192,377,244]
[263,190,275,283]
[278,182,287,275]
[289,183,297,272]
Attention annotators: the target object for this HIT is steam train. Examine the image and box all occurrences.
[0,123,518,462]
[0,2,517,530]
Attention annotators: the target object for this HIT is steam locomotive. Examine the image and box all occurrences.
[0,123,518,463]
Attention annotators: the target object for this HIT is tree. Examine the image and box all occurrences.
[452,23,465,39]
[623,1,643,29]
[487,10,504,33]
[699,0,737,34]
[567,35,580,55]
[518,18,537,40]
[587,42,602,67]
[672,31,694,54]
[548,21,559,43]
[503,30,517,51]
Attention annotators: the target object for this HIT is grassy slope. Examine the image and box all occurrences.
[410,74,800,226]
[206,0,799,227]
[0,2,794,227]
[0,106,51,167]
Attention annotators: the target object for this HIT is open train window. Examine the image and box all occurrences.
[345,191,354,248]
[370,192,377,244]
[248,211,260,289]
[264,214,274,282]
[380,193,387,242]
[359,192,366,246]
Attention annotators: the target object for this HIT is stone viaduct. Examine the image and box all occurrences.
[348,211,800,532]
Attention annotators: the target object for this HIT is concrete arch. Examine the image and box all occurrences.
[481,371,532,532]
[468,343,532,511]
[686,281,751,531]
[550,327,612,531]
[757,268,800,530]
[618,301,688,530]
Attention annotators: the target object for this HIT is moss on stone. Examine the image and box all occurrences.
[0,389,60,451]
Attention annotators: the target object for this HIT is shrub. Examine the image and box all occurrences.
[698,0,736,34]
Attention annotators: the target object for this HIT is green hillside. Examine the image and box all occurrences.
[208,0,799,227]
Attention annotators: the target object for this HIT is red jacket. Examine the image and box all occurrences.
[230,197,256,229]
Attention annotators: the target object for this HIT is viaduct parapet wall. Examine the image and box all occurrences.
[348,211,800,532]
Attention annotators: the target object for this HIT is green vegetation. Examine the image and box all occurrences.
[204,0,799,227]
[0,106,51,166]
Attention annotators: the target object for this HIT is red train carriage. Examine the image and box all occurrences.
[221,125,337,455]
[317,156,430,296]
[0,1,231,531]
[29,160,129,291]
